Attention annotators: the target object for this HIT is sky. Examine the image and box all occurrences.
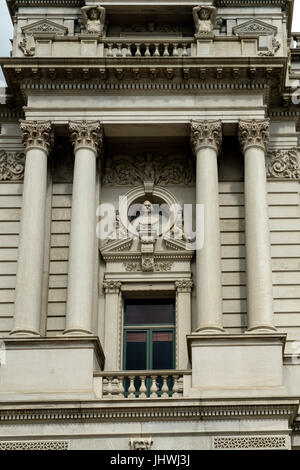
[0,0,300,83]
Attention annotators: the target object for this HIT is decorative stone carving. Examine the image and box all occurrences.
[0,151,25,181]
[233,19,277,36]
[259,37,281,56]
[81,5,106,36]
[103,280,122,294]
[190,120,222,155]
[102,154,195,186]
[19,35,35,56]
[124,260,173,272]
[21,19,68,36]
[69,120,103,154]
[175,280,193,293]
[266,148,300,179]
[20,120,54,153]
[193,5,216,36]
[0,440,70,450]
[238,119,270,153]
[123,23,180,34]
[213,436,287,450]
[130,437,153,451]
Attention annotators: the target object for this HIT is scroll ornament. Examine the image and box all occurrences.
[266,148,300,179]
[0,151,25,181]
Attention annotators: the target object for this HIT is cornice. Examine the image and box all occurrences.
[0,402,297,423]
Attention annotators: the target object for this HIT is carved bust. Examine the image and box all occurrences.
[193,5,216,36]
[81,5,106,35]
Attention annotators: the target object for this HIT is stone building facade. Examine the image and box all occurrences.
[0,0,300,451]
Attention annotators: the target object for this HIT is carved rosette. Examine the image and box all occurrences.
[0,151,25,181]
[190,120,222,155]
[238,119,270,153]
[19,120,54,154]
[103,280,122,294]
[69,120,104,154]
[266,148,300,179]
[175,280,193,293]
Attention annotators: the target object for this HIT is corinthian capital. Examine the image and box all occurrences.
[190,120,222,155]
[20,120,54,153]
[69,120,103,154]
[175,280,193,293]
[103,280,121,294]
[238,119,270,153]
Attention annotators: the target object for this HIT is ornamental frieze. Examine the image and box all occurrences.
[0,151,25,181]
[266,148,300,179]
[124,260,173,272]
[102,154,195,186]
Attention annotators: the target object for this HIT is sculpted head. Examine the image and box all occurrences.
[143,200,153,214]
[199,8,210,20]
[88,8,100,20]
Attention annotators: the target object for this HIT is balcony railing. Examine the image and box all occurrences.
[95,370,191,399]
[103,39,194,58]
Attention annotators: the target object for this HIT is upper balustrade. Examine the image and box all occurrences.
[11,2,287,60]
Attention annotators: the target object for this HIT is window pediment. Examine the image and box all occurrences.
[22,20,68,36]
[233,19,277,36]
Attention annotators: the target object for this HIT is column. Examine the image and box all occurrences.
[190,120,224,333]
[63,120,103,335]
[103,280,122,370]
[10,120,54,336]
[175,280,193,369]
[238,119,276,332]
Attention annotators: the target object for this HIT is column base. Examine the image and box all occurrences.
[62,328,93,336]
[193,324,226,334]
[9,328,41,337]
[246,324,278,334]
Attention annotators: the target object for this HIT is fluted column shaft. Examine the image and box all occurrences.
[10,121,54,336]
[64,121,103,335]
[190,120,224,333]
[239,119,276,332]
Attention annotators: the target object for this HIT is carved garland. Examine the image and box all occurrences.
[0,151,25,181]
[266,148,300,179]
[124,260,173,272]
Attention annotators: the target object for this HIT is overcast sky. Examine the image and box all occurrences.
[0,0,300,83]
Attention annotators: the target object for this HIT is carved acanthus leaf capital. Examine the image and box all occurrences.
[20,120,54,153]
[103,280,122,294]
[69,120,104,154]
[190,120,222,155]
[238,119,270,153]
[175,280,193,293]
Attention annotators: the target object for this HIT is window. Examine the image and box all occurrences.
[123,299,175,371]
